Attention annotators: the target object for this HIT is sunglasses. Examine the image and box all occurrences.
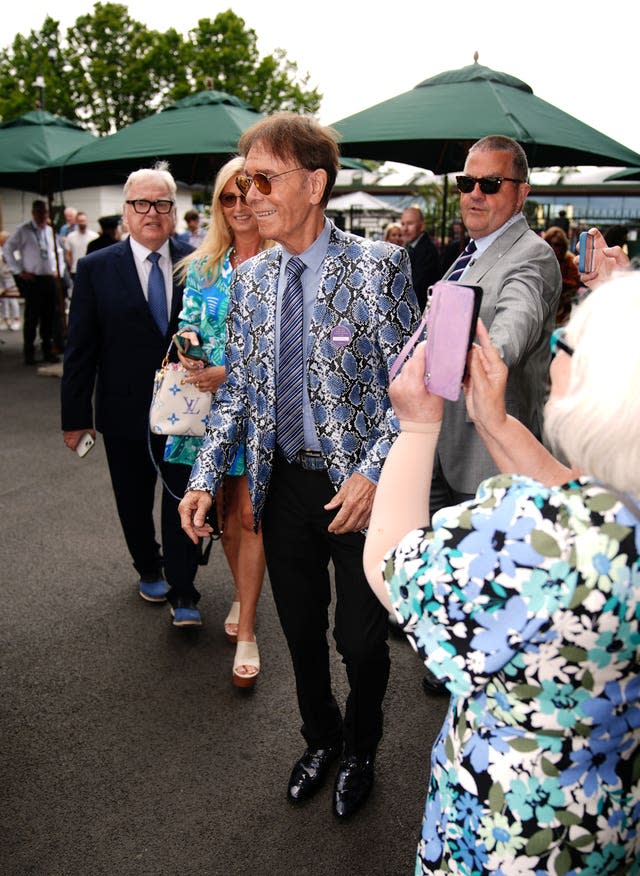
[219,192,247,207]
[125,199,174,214]
[549,327,574,357]
[456,175,526,195]
[236,167,305,196]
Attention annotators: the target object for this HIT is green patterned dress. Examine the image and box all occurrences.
[164,249,244,474]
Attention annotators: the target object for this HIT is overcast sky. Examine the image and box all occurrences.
[5,0,640,164]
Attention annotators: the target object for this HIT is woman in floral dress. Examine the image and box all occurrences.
[364,273,640,875]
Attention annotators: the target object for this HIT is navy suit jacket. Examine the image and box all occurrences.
[407,232,440,312]
[61,237,193,438]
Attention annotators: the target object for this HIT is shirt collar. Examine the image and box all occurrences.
[129,236,171,262]
[472,212,523,255]
[281,217,331,272]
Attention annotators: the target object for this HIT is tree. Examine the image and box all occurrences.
[183,12,321,114]
[63,3,187,134]
[0,16,76,120]
[0,5,321,133]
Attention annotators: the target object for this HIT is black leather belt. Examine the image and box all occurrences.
[279,448,327,471]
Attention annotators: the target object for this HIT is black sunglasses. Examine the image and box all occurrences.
[125,199,174,214]
[236,167,305,196]
[456,175,526,195]
[219,192,247,207]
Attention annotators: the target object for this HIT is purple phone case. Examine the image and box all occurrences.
[424,282,477,401]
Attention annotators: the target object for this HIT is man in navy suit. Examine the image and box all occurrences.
[401,206,440,312]
[61,163,203,627]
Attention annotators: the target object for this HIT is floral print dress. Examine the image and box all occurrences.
[164,250,243,473]
[384,474,640,875]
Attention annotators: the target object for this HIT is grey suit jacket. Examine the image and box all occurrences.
[439,215,561,493]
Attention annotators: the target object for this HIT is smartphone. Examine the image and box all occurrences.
[424,281,483,401]
[76,432,95,458]
[578,231,595,273]
[173,332,208,362]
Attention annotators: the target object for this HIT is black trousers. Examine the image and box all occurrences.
[21,275,56,357]
[102,432,200,604]
[262,456,390,756]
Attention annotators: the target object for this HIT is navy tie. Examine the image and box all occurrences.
[276,256,306,460]
[147,251,168,333]
[447,240,477,282]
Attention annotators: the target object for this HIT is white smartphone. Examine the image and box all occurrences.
[76,432,95,458]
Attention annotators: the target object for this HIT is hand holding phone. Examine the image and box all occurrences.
[578,231,595,274]
[173,332,208,362]
[76,431,95,457]
[424,281,483,401]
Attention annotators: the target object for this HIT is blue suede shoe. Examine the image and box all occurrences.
[138,578,170,603]
[170,599,202,627]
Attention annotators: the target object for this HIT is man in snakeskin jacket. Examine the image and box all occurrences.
[179,113,419,820]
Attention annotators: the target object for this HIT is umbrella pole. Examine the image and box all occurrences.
[47,189,68,343]
[439,176,449,257]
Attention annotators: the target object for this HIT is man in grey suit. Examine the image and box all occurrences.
[417,135,560,696]
[431,135,561,516]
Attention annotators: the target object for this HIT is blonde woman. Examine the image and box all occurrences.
[168,156,270,687]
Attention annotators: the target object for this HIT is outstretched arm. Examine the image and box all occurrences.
[363,341,443,610]
[464,320,573,486]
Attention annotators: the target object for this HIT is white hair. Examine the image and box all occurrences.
[122,161,177,200]
[544,272,640,495]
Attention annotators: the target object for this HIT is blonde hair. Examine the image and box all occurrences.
[544,272,640,494]
[176,156,252,282]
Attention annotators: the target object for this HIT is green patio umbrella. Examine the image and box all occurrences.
[605,167,640,181]
[0,110,94,335]
[0,110,95,193]
[52,90,264,189]
[331,61,640,172]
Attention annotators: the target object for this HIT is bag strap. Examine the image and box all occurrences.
[146,429,222,566]
[389,303,430,383]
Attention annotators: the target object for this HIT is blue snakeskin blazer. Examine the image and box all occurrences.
[188,222,419,528]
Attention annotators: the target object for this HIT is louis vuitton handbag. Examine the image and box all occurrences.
[149,340,212,436]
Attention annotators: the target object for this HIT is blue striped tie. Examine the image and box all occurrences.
[147,251,168,333]
[276,256,306,460]
[447,240,477,282]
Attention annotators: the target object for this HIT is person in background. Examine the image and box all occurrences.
[179,112,419,819]
[400,206,440,311]
[383,222,403,245]
[177,209,206,248]
[364,272,640,875]
[0,230,21,331]
[86,215,122,254]
[64,212,98,286]
[2,199,63,365]
[439,218,469,275]
[167,157,270,686]
[57,207,77,242]
[61,163,202,627]
[543,225,580,325]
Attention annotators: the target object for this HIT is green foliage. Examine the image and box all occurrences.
[0,16,76,120]
[0,5,321,133]
[415,179,462,239]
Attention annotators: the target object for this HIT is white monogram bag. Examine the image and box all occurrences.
[149,350,212,437]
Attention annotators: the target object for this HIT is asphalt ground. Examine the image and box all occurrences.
[0,325,449,876]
